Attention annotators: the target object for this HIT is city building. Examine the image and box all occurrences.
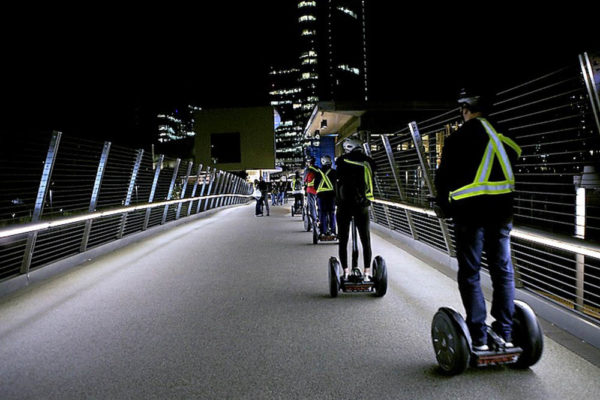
[193,106,276,174]
[157,105,202,143]
[269,67,305,171]
[268,0,368,171]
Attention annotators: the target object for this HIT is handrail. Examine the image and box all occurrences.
[0,193,251,239]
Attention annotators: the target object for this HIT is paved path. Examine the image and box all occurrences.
[1,204,599,399]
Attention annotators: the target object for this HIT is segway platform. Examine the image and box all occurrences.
[431,301,543,375]
[328,256,387,297]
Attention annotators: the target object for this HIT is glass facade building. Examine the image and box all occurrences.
[269,0,368,171]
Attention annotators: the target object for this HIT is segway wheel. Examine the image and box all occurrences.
[291,205,294,216]
[328,257,341,297]
[511,300,544,369]
[313,227,319,244]
[372,256,387,297]
[302,206,305,221]
[304,213,312,231]
[431,309,470,375]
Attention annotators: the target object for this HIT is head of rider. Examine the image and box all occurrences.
[320,155,332,170]
[342,137,363,155]
[457,87,491,123]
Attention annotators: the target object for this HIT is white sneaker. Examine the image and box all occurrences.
[505,342,514,349]
[473,344,489,351]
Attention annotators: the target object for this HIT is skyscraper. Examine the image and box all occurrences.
[269,0,368,171]
[298,0,368,119]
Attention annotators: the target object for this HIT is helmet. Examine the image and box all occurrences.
[457,87,481,109]
[457,87,491,113]
[342,137,363,153]
[321,155,332,165]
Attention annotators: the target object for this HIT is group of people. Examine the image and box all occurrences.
[251,88,521,352]
[253,178,288,216]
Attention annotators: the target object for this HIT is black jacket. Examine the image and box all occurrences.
[434,118,520,224]
[314,165,337,200]
[335,150,377,208]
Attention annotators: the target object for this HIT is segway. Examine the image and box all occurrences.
[431,300,544,375]
[328,218,387,297]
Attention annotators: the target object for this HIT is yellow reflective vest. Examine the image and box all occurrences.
[449,118,522,201]
[343,159,374,201]
[316,168,334,194]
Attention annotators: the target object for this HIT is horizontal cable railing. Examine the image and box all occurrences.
[368,52,600,324]
[0,134,253,281]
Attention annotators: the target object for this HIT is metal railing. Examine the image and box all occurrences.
[0,135,253,282]
[368,52,600,324]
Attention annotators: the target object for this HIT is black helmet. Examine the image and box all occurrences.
[457,87,490,113]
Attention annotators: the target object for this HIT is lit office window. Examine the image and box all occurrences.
[337,6,358,18]
[337,64,360,75]
[301,29,316,36]
[299,15,316,22]
[302,58,317,65]
[298,1,316,8]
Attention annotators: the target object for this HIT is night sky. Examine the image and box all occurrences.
[2,2,596,148]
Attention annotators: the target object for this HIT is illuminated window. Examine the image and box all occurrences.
[298,1,316,7]
[337,6,358,18]
[301,29,316,36]
[299,15,316,22]
[302,58,317,65]
[301,72,318,80]
[337,64,360,75]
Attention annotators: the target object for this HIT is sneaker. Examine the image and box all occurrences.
[504,342,514,349]
[473,343,489,352]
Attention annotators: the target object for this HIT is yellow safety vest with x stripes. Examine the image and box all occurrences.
[316,168,334,194]
[449,118,522,201]
[343,159,375,201]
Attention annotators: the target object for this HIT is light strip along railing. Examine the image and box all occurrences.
[0,133,253,282]
[368,52,600,323]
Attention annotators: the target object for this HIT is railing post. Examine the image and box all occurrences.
[117,149,144,239]
[222,173,234,207]
[162,158,181,224]
[364,142,393,229]
[143,154,164,231]
[579,52,600,136]
[176,161,193,220]
[215,172,227,208]
[409,122,455,256]
[231,177,241,205]
[187,164,203,216]
[80,141,111,252]
[209,170,223,210]
[198,167,213,213]
[381,135,418,239]
[21,131,62,274]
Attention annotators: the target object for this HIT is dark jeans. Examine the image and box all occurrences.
[318,196,336,234]
[454,221,515,344]
[337,206,371,270]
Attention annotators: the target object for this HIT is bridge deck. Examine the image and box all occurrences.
[1,204,599,399]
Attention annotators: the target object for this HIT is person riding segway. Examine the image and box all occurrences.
[290,171,303,216]
[328,136,387,297]
[431,88,542,374]
[313,155,337,243]
[303,157,319,232]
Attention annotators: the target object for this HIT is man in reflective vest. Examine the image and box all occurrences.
[335,137,377,280]
[304,157,319,228]
[314,155,337,239]
[434,88,521,351]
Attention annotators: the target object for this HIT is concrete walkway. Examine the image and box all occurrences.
[1,203,599,399]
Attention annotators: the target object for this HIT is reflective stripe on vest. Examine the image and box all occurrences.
[317,168,334,193]
[449,118,522,201]
[343,159,374,201]
[307,166,319,187]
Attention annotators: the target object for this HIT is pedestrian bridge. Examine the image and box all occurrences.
[1,53,600,398]
[1,203,599,399]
